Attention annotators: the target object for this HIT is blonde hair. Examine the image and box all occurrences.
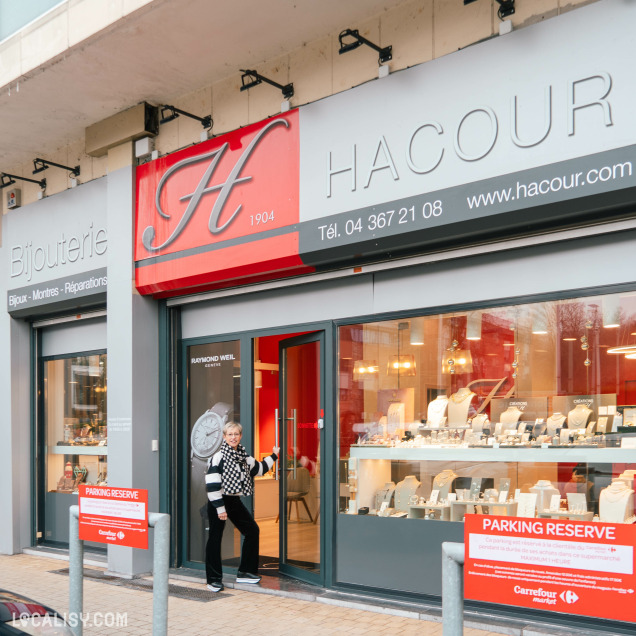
[223,421,242,435]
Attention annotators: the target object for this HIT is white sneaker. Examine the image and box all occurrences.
[207,581,224,592]
[236,572,261,584]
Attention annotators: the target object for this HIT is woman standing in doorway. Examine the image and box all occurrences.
[205,421,279,592]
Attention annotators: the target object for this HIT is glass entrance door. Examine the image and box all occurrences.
[278,332,323,584]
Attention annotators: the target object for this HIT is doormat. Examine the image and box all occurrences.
[50,568,228,602]
[221,555,281,577]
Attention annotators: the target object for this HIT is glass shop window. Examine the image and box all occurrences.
[338,293,636,524]
[44,352,108,497]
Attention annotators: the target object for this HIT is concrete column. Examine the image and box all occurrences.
[106,142,159,576]
[0,306,31,554]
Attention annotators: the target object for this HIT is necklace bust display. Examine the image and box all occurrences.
[471,413,490,432]
[450,388,475,403]
[567,404,592,429]
[448,388,476,425]
[427,395,448,427]
[530,479,560,513]
[600,480,634,523]
[546,413,566,436]
[394,475,421,511]
[500,406,522,426]
[432,469,457,498]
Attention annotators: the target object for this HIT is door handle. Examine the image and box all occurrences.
[274,408,280,481]
[291,408,297,479]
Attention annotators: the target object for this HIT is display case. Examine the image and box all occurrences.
[338,291,636,528]
[42,352,107,544]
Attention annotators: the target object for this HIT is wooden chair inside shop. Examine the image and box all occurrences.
[276,467,314,523]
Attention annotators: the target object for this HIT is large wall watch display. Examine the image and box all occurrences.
[187,341,240,565]
[190,402,232,462]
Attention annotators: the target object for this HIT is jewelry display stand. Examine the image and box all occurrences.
[427,395,449,428]
[408,502,451,520]
[374,482,396,510]
[447,388,475,425]
[538,510,594,521]
[567,404,592,429]
[432,469,457,499]
[471,414,489,433]
[451,500,517,522]
[500,406,522,426]
[600,480,635,522]
[546,413,566,436]
[387,402,405,438]
[530,480,560,514]
[394,475,421,511]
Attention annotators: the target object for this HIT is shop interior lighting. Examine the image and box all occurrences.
[389,321,416,376]
[32,158,80,178]
[441,350,473,375]
[338,29,392,65]
[160,105,212,130]
[441,319,473,374]
[532,310,548,335]
[240,70,294,100]
[387,355,416,376]
[409,320,424,346]
[602,296,621,328]
[466,312,482,340]
[0,172,45,190]
[354,360,379,376]
[464,0,515,19]
[607,346,636,356]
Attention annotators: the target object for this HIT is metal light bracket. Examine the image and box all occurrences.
[240,69,294,100]
[338,28,392,65]
[33,158,80,178]
[160,105,212,129]
[1,172,46,190]
[464,0,515,19]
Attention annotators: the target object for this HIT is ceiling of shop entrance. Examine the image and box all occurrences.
[0,0,406,166]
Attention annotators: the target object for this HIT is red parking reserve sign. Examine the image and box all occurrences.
[79,486,148,549]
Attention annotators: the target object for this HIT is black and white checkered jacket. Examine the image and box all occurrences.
[206,446,277,515]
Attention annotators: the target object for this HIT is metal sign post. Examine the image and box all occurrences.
[69,505,170,636]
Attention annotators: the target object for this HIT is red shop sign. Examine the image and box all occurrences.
[464,514,636,623]
[135,110,310,295]
[79,485,148,549]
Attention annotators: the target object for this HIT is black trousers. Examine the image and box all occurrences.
[205,496,260,583]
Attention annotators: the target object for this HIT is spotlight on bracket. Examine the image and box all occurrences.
[159,105,212,129]
[239,69,294,100]
[33,158,80,178]
[463,0,514,19]
[1,172,45,190]
[495,0,515,19]
[338,28,392,65]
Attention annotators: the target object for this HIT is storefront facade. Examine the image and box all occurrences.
[2,0,635,631]
[132,1,636,629]
[3,178,109,549]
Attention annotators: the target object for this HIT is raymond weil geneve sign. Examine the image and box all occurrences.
[134,0,636,295]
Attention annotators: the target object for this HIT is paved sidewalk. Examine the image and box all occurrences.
[0,553,497,636]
